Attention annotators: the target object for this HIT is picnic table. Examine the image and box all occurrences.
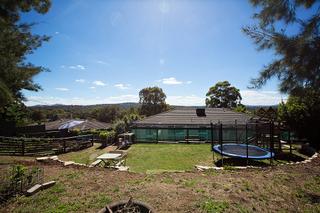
[96,153,123,167]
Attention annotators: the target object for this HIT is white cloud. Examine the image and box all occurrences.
[159,77,192,85]
[92,80,106,86]
[75,79,86,83]
[241,90,287,105]
[160,77,183,85]
[55,31,60,35]
[55,87,69,91]
[166,95,204,106]
[89,86,96,89]
[114,83,130,90]
[24,94,139,106]
[96,60,109,65]
[69,65,86,70]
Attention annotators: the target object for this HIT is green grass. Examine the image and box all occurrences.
[58,143,109,165]
[126,143,213,173]
[199,199,229,213]
[13,183,112,213]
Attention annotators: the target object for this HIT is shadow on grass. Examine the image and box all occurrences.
[214,152,306,167]
[214,158,270,167]
[275,152,305,162]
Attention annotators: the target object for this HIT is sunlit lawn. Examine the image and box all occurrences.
[126,143,214,173]
[58,143,111,165]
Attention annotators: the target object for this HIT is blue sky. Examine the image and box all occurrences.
[22,0,288,106]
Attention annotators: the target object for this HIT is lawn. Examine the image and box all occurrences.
[126,143,214,173]
[58,143,115,165]
[1,157,320,213]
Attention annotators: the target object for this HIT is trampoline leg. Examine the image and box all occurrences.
[212,152,215,164]
[221,156,223,167]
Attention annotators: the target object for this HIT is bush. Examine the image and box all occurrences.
[99,130,116,147]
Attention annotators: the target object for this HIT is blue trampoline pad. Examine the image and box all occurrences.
[213,143,274,160]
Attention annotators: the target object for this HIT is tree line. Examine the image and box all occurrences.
[1,0,319,148]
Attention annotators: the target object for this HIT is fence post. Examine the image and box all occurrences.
[22,139,25,156]
[270,122,274,165]
[210,123,214,162]
[246,123,248,166]
[235,120,238,143]
[289,130,292,154]
[91,134,94,146]
[219,122,223,167]
[186,129,189,144]
[156,128,159,143]
[63,140,66,153]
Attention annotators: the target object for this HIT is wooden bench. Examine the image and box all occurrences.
[89,159,102,167]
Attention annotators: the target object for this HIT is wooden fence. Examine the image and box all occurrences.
[0,135,93,156]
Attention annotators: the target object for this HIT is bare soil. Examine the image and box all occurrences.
[1,156,320,212]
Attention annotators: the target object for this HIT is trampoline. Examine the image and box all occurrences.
[213,143,274,160]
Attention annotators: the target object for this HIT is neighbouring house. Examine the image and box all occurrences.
[131,107,258,143]
[45,119,111,131]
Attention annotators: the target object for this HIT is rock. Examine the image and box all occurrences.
[64,161,75,166]
[41,181,56,189]
[26,184,42,196]
[49,156,59,160]
[36,157,50,161]
[117,166,129,171]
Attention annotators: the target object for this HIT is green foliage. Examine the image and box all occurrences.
[70,128,81,136]
[139,86,169,116]
[30,109,45,122]
[199,199,229,213]
[95,105,121,123]
[234,104,247,113]
[98,130,116,140]
[10,164,27,183]
[244,0,320,149]
[0,0,51,108]
[278,90,320,148]
[0,101,28,126]
[112,111,141,134]
[206,81,242,108]
[0,0,51,126]
[243,0,320,95]
[112,119,126,134]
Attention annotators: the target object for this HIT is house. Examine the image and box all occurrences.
[45,119,111,131]
[131,107,257,143]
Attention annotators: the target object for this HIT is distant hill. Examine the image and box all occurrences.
[29,103,278,111]
[29,102,141,110]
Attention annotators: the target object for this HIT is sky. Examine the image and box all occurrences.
[22,0,289,106]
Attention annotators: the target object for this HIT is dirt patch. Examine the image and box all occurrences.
[1,157,320,212]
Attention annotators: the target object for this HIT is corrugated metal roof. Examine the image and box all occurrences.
[132,107,254,128]
[45,119,111,130]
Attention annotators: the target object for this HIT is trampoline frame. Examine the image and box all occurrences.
[210,121,276,166]
[212,143,275,160]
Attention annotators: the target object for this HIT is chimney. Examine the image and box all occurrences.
[196,108,206,117]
